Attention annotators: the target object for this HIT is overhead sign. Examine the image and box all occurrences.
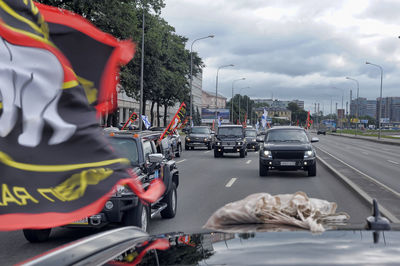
[201,108,230,123]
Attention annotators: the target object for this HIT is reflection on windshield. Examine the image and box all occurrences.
[190,127,209,134]
[266,130,308,143]
[109,138,139,165]
[245,130,257,137]
[218,127,243,136]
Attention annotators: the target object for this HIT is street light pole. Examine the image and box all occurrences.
[366,61,384,139]
[215,64,234,124]
[189,35,214,127]
[231,78,246,123]
[139,9,145,131]
[346,77,359,136]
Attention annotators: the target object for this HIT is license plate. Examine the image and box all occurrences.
[70,217,88,225]
[280,161,296,166]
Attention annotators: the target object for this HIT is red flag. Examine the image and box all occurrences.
[121,112,138,130]
[160,103,186,140]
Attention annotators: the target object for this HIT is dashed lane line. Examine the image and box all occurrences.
[246,160,251,164]
[176,159,186,164]
[225,178,237,188]
[204,150,211,154]
[388,160,400,165]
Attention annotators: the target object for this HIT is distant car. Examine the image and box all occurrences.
[317,128,326,135]
[149,128,182,158]
[259,126,318,177]
[245,128,259,151]
[185,126,213,150]
[214,125,247,158]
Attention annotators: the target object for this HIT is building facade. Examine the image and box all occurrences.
[251,98,304,110]
[254,107,292,121]
[191,70,203,114]
[376,97,400,122]
[202,90,227,109]
[350,97,377,118]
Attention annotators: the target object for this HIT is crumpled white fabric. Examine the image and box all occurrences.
[203,191,349,233]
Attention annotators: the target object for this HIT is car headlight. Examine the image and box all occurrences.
[252,138,256,142]
[186,137,190,141]
[263,150,272,158]
[304,150,314,158]
[204,138,209,141]
[216,142,221,145]
[236,142,242,145]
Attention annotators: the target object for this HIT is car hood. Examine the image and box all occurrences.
[24,226,400,266]
[245,136,257,141]
[264,142,312,151]
[188,133,210,138]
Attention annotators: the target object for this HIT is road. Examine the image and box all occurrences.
[313,134,400,194]
[0,146,371,265]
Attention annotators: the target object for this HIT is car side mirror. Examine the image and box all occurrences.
[311,137,319,143]
[148,153,164,163]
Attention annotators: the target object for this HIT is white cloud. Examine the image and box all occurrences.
[161,0,400,112]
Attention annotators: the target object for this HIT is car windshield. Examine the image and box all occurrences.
[190,127,209,134]
[218,127,243,137]
[108,138,139,165]
[266,129,309,143]
[245,130,257,137]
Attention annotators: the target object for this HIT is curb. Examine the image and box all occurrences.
[316,156,400,223]
[328,133,400,146]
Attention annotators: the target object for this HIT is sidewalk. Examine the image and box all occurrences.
[328,132,400,146]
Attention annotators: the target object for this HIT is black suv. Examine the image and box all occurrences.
[245,128,259,151]
[22,130,179,243]
[259,126,318,177]
[185,126,213,150]
[214,125,247,158]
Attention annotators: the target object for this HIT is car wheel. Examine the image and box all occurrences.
[308,163,317,177]
[214,149,220,158]
[240,149,245,158]
[259,162,269,177]
[23,228,51,243]
[255,146,260,151]
[123,202,150,232]
[185,144,189,150]
[161,183,177,219]
[207,143,212,150]
[190,146,194,150]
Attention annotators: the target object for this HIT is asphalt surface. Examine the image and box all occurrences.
[313,134,400,194]
[0,145,371,265]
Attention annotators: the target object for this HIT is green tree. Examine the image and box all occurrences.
[227,94,255,125]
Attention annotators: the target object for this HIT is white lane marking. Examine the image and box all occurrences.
[362,151,369,155]
[246,160,251,164]
[388,160,400,165]
[317,147,400,198]
[204,150,211,154]
[225,178,237,188]
[176,159,186,164]
[318,156,400,223]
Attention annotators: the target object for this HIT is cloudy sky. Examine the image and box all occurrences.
[160,0,400,113]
